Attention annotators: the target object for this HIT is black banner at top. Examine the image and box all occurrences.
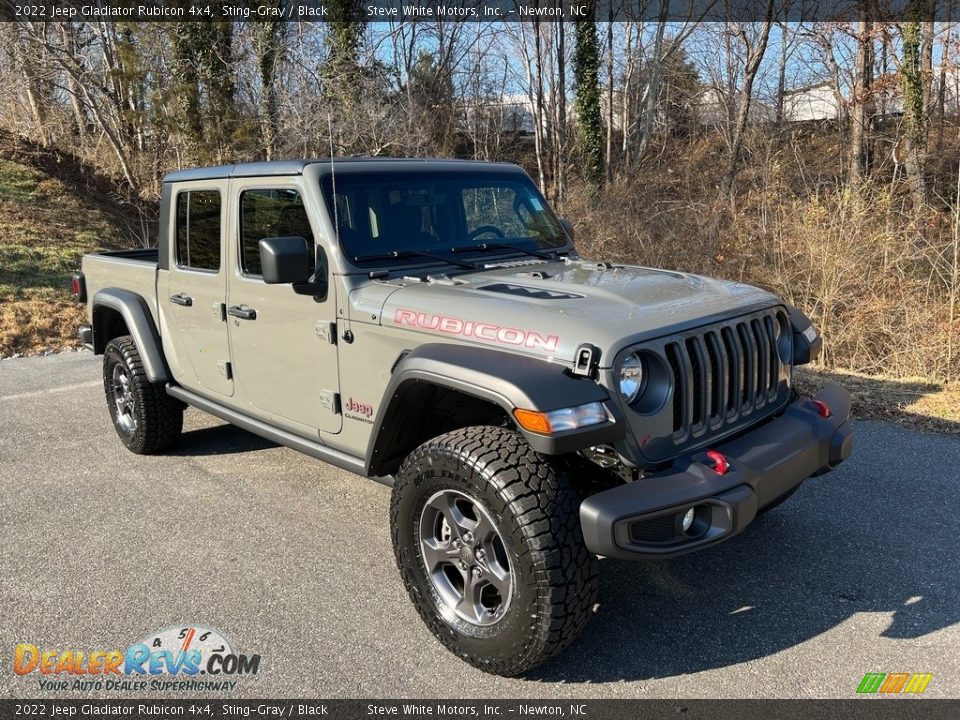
[3,0,960,23]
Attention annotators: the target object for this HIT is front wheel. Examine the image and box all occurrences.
[103,335,183,454]
[390,426,598,676]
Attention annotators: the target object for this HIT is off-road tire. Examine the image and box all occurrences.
[390,426,599,676]
[103,335,183,454]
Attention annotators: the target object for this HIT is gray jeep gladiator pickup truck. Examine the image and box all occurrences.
[73,158,852,676]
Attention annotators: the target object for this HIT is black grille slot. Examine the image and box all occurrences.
[763,315,779,394]
[629,514,677,544]
[666,343,685,433]
[705,332,724,423]
[685,338,705,429]
[721,326,739,413]
[665,310,784,443]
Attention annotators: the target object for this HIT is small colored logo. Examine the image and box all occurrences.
[345,397,374,419]
[857,672,932,695]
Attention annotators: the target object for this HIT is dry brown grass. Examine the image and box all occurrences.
[0,292,86,356]
[795,366,960,435]
[565,130,960,384]
[0,146,142,357]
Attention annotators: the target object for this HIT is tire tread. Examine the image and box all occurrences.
[391,426,598,676]
[103,336,182,454]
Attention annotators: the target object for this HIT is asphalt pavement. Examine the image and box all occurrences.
[1,351,958,699]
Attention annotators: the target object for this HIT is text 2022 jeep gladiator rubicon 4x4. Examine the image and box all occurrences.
[73,158,852,676]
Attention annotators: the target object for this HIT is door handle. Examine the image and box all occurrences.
[169,294,193,307]
[227,305,257,320]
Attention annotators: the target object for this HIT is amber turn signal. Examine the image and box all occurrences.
[513,408,552,434]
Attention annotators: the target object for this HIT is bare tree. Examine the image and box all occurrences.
[849,9,874,183]
[719,4,775,198]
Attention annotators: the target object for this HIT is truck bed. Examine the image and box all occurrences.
[81,247,160,327]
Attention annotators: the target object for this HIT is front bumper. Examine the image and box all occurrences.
[579,383,853,560]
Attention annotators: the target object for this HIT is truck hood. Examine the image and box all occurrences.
[369,260,781,366]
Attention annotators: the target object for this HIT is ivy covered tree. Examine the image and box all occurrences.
[324,0,366,107]
[901,0,927,207]
[573,1,605,188]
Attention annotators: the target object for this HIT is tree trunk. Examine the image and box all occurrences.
[605,11,614,183]
[721,14,774,199]
[255,19,284,161]
[635,13,668,165]
[556,23,566,203]
[573,0,605,188]
[902,7,928,207]
[170,23,205,163]
[936,18,953,153]
[13,24,48,145]
[519,21,546,192]
[59,24,87,139]
[850,14,873,183]
[922,5,935,119]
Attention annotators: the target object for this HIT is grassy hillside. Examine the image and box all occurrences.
[0,135,147,357]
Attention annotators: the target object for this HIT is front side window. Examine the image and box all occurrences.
[239,189,314,276]
[175,190,222,271]
[320,171,567,264]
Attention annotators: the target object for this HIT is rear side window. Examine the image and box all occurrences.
[176,191,222,271]
[239,189,314,276]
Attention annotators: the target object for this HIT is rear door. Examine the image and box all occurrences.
[225,178,342,435]
[160,181,233,397]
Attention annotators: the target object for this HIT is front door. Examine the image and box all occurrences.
[161,183,233,397]
[225,181,342,435]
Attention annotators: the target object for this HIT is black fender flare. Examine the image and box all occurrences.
[364,344,624,476]
[92,288,170,383]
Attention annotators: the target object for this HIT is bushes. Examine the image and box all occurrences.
[565,138,960,382]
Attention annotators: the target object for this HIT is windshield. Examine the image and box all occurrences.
[320,170,568,265]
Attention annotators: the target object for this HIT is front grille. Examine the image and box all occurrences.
[665,309,787,442]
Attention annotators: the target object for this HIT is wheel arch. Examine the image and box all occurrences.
[92,289,169,383]
[364,344,622,477]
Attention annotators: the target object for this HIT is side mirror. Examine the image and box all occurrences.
[259,236,311,284]
[559,217,575,242]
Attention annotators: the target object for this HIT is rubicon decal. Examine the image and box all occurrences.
[394,308,560,353]
[13,625,260,693]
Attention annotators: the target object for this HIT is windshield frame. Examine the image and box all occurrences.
[316,164,573,273]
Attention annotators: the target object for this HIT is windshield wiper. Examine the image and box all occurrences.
[450,242,557,261]
[353,249,477,270]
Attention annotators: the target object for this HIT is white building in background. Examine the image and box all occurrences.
[697,86,774,126]
[782,69,960,123]
[783,82,841,122]
[460,94,537,136]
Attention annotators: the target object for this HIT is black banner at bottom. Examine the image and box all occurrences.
[0,699,956,720]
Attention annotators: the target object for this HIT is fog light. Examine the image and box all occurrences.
[681,507,696,533]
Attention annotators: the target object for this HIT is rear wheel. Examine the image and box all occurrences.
[391,426,598,676]
[103,336,183,454]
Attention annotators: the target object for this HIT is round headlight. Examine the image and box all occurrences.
[618,353,644,403]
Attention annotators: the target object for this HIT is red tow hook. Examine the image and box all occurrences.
[706,450,729,475]
[811,399,831,418]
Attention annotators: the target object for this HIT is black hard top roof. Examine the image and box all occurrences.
[162,157,520,183]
